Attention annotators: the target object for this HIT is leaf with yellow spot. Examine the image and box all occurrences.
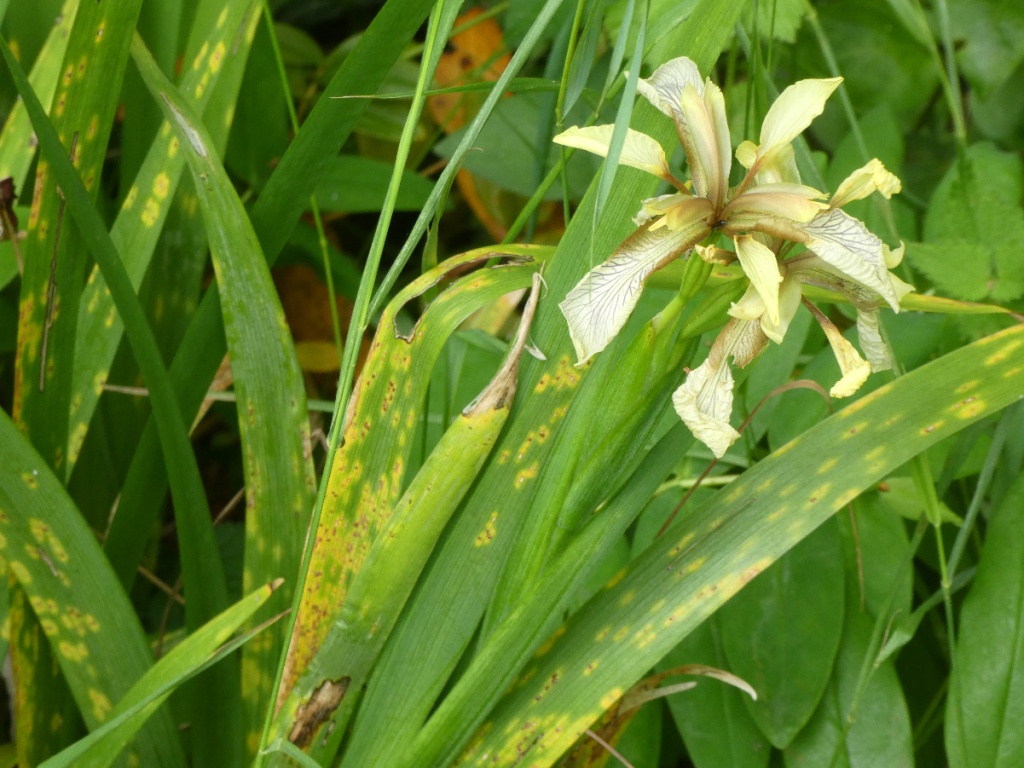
[0,409,184,765]
[267,275,543,765]
[409,324,1024,767]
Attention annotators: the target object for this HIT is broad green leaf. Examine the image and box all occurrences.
[130,30,317,758]
[905,143,1024,303]
[946,472,1024,768]
[313,155,436,214]
[719,521,845,749]
[785,611,913,768]
[947,0,1024,98]
[39,581,282,768]
[0,408,183,766]
[663,616,770,768]
[448,323,1024,767]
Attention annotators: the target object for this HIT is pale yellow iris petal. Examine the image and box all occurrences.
[760,274,803,344]
[830,158,902,208]
[758,77,843,160]
[883,241,905,269]
[677,83,720,202]
[559,218,710,364]
[553,125,672,181]
[797,208,901,311]
[724,183,829,223]
[636,56,704,124]
[806,302,871,397]
[855,308,895,372]
[705,80,732,207]
[734,235,784,324]
[633,192,691,226]
[672,319,768,457]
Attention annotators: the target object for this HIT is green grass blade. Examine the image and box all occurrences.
[0,409,184,766]
[38,581,283,768]
[453,324,1024,766]
[130,30,318,759]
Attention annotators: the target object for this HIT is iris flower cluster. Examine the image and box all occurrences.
[554,57,912,457]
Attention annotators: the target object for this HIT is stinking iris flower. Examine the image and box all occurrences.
[554,57,913,458]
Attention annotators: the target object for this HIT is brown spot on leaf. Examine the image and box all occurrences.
[288,677,350,748]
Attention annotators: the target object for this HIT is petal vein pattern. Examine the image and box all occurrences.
[560,224,704,364]
[801,208,900,310]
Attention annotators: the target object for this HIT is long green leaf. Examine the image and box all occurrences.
[0,409,183,765]
[130,29,318,760]
[452,324,1024,766]
[0,28,233,761]
[279,245,546,699]
[68,0,259,478]
[338,2,746,762]
[946,470,1024,768]
[38,582,283,768]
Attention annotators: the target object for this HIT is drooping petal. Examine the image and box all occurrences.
[734,235,784,324]
[805,300,871,397]
[724,182,829,223]
[553,125,672,181]
[636,56,704,124]
[758,77,842,160]
[829,158,902,208]
[672,318,767,457]
[796,208,901,311]
[560,219,711,364]
[855,307,896,372]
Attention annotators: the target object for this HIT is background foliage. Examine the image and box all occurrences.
[0,0,1023,766]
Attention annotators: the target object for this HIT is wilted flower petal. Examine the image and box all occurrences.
[673,356,741,459]
[560,218,710,364]
[830,159,902,208]
[553,125,673,182]
[673,319,768,457]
